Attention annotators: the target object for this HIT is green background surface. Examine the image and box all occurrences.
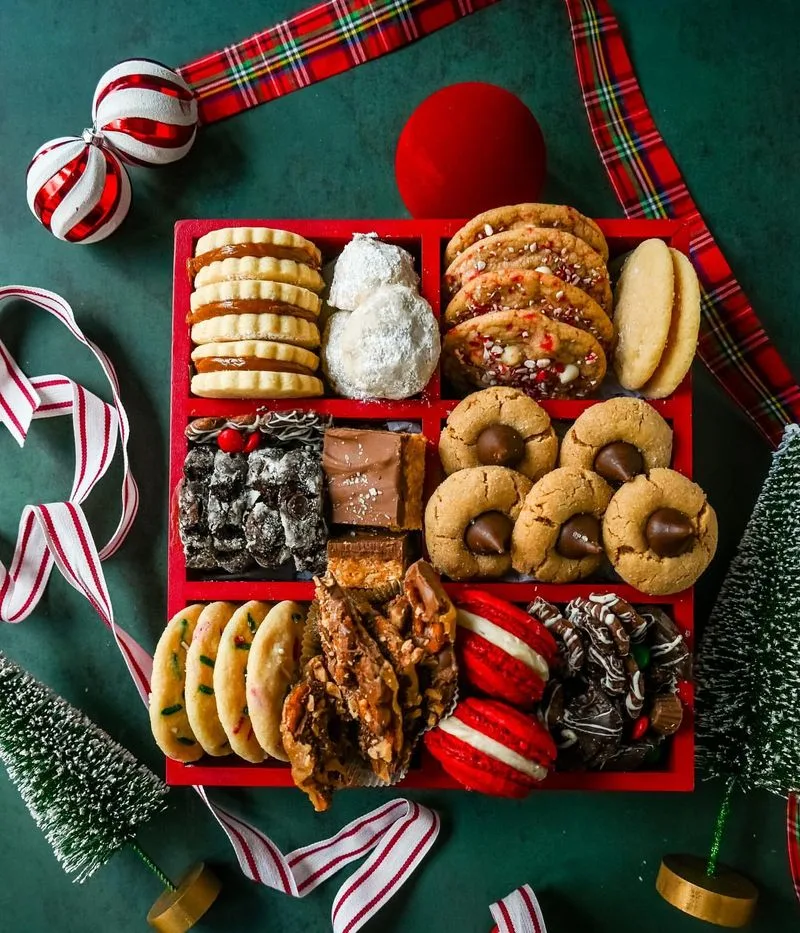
[1,1,798,930]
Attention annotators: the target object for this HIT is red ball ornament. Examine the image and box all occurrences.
[26,134,132,244]
[92,59,198,166]
[395,83,546,218]
[243,431,261,453]
[217,428,245,454]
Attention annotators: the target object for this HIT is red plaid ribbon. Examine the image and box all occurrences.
[178,0,500,126]
[565,0,800,446]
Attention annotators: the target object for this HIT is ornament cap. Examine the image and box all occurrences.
[147,862,221,933]
[656,854,758,928]
[81,127,105,147]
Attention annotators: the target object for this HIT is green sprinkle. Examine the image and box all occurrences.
[292,612,303,623]
[198,684,214,696]
[170,652,180,679]
[176,736,196,746]
[247,613,257,635]
[199,655,215,668]
[160,704,182,717]
[243,705,249,716]
[235,642,251,651]
[179,617,188,637]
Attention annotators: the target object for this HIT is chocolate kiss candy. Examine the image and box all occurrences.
[646,508,695,557]
[476,424,525,467]
[593,441,644,483]
[464,511,513,554]
[556,513,603,559]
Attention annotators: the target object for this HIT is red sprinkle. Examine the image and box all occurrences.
[243,432,261,453]
[632,716,650,740]
[540,334,554,352]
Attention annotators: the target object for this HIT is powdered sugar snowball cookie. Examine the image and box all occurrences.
[338,284,440,399]
[321,311,365,398]
[328,233,419,311]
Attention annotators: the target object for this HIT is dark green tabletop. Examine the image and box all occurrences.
[1,1,799,930]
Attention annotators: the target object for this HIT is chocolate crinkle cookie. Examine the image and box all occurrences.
[529,592,690,771]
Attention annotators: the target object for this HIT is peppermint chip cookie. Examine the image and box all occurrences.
[641,249,701,399]
[444,268,614,352]
[612,238,674,390]
[149,604,205,762]
[444,226,612,314]
[442,308,606,399]
[191,312,321,349]
[424,465,532,580]
[194,256,325,292]
[511,467,614,583]
[189,280,321,325]
[444,203,609,266]
[439,387,558,481]
[214,600,273,762]
[247,601,306,761]
[185,601,238,756]
[603,468,718,595]
[559,397,673,484]
[191,341,323,398]
[188,226,322,283]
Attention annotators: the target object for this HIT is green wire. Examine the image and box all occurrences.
[130,840,177,892]
[706,776,736,877]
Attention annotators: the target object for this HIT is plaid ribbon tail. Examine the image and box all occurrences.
[789,793,800,901]
[178,0,501,125]
[566,0,800,446]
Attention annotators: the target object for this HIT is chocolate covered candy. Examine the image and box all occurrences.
[556,513,603,559]
[645,507,696,557]
[475,423,526,468]
[464,511,513,555]
[593,441,644,483]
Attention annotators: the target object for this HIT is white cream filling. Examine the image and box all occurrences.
[457,609,549,680]
[439,716,547,782]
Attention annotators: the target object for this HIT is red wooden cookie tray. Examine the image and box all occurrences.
[167,217,694,793]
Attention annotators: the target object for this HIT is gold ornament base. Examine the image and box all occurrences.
[147,862,222,933]
[656,854,758,928]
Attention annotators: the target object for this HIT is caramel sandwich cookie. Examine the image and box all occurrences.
[247,601,306,761]
[603,468,718,595]
[443,308,606,400]
[511,467,613,583]
[444,227,612,314]
[560,397,673,484]
[191,341,324,399]
[612,238,675,390]
[149,604,205,762]
[185,602,238,756]
[193,256,325,293]
[641,249,701,399]
[214,600,273,763]
[189,280,321,327]
[444,269,614,353]
[192,312,321,350]
[439,387,558,481]
[188,226,322,283]
[444,203,609,266]
[424,465,531,581]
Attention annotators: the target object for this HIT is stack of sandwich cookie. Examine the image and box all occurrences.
[187,227,325,398]
[441,203,614,399]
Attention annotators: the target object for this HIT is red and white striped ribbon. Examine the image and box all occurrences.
[490,884,548,933]
[0,285,441,932]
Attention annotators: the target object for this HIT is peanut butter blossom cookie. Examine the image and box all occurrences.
[602,468,718,594]
[424,465,532,580]
[444,203,609,266]
[559,397,673,484]
[511,467,613,583]
[439,387,558,481]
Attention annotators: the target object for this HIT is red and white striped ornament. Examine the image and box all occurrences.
[25,134,132,244]
[92,58,198,166]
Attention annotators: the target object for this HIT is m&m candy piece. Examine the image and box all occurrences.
[217,428,244,453]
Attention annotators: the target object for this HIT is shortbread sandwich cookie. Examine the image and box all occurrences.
[640,248,701,399]
[444,226,613,314]
[612,238,675,390]
[455,590,557,709]
[189,280,321,326]
[191,341,323,399]
[425,696,556,798]
[444,203,609,265]
[444,268,614,352]
[214,601,273,763]
[149,604,205,762]
[246,601,306,761]
[194,256,325,292]
[188,226,322,283]
[185,601,238,757]
[191,312,321,350]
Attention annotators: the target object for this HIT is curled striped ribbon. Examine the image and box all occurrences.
[0,285,440,932]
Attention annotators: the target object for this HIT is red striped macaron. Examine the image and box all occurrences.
[455,590,557,708]
[425,697,556,798]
